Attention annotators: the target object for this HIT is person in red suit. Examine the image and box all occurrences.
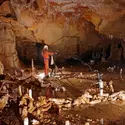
[42,45,55,77]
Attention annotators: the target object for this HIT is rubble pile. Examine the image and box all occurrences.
[0,69,123,111]
[73,90,125,107]
[0,67,125,124]
[53,72,98,80]
[77,73,97,80]
[45,90,125,111]
[19,94,61,125]
[0,72,48,112]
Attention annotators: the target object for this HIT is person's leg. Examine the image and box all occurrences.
[44,59,49,76]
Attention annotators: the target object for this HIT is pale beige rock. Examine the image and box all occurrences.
[89,100,101,105]
[118,93,125,101]
[0,61,4,74]
[0,23,20,68]
[109,80,114,93]
[22,106,28,119]
[84,122,90,125]
[0,94,9,110]
[73,93,91,106]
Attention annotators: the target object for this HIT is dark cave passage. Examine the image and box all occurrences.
[15,35,125,68]
[16,39,45,66]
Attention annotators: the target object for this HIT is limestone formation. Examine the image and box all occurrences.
[0,0,124,66]
[0,94,9,110]
[0,23,20,68]
[0,61,4,74]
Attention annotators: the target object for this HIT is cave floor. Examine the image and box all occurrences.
[49,65,125,125]
[1,63,125,125]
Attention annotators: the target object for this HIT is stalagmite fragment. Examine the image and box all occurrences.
[120,68,123,80]
[100,118,104,125]
[89,100,101,105]
[0,61,4,74]
[109,80,114,93]
[31,119,39,125]
[65,120,70,125]
[31,59,35,74]
[24,117,29,125]
[99,79,103,96]
[84,122,90,125]
[0,94,9,110]
[29,89,33,99]
[118,92,125,101]
[19,85,22,97]
[22,106,28,119]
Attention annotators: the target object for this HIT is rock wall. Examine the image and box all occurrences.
[16,37,38,65]
[0,0,125,67]
[0,23,19,68]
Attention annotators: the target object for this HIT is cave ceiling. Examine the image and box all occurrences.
[0,0,125,40]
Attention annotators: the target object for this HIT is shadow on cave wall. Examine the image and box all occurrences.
[16,38,45,66]
[80,34,124,65]
[15,35,125,67]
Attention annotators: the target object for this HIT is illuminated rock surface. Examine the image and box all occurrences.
[0,0,125,67]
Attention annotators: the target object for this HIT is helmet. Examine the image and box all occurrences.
[43,45,48,50]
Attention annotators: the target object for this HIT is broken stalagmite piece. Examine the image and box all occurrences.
[0,94,9,110]
[19,85,22,97]
[73,93,92,106]
[109,80,114,93]
[65,120,71,125]
[89,100,101,105]
[0,61,4,74]
[29,89,33,99]
[84,122,90,125]
[120,68,123,80]
[22,106,28,119]
[31,59,36,74]
[118,92,125,101]
[24,117,29,125]
[31,119,39,125]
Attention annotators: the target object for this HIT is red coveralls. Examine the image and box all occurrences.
[42,50,54,76]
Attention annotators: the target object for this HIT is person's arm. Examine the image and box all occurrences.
[48,51,54,56]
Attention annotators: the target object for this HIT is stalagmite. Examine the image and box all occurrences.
[31,59,35,74]
[31,119,39,125]
[80,72,83,76]
[0,94,9,110]
[110,35,113,39]
[29,89,33,99]
[84,122,90,125]
[65,120,71,125]
[109,80,114,93]
[100,118,104,125]
[50,55,54,65]
[0,61,4,74]
[99,79,103,96]
[19,85,22,97]
[120,68,123,80]
[24,117,29,125]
